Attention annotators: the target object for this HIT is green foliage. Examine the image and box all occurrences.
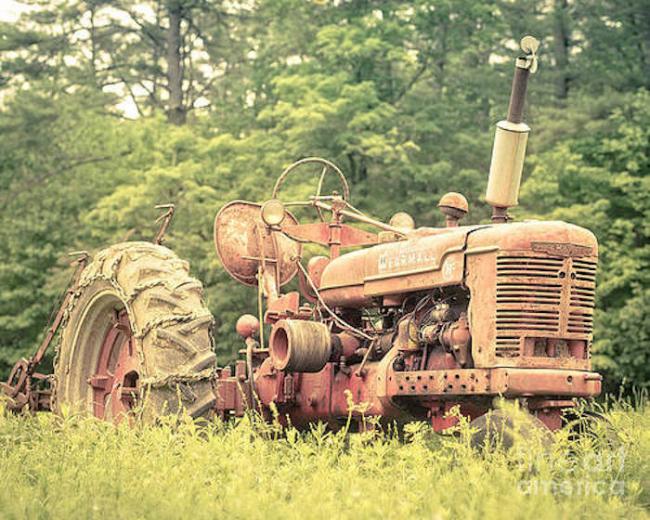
[0,87,132,370]
[0,401,648,518]
[0,1,648,388]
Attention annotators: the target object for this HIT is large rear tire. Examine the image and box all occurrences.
[53,242,217,422]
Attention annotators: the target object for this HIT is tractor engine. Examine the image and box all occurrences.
[318,219,597,373]
[211,36,602,432]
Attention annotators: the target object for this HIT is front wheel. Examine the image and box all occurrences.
[53,242,217,422]
[469,408,553,450]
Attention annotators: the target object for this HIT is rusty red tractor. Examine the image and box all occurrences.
[2,37,601,434]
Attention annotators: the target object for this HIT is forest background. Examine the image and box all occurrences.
[0,0,648,392]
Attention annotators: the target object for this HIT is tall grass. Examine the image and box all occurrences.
[0,399,648,519]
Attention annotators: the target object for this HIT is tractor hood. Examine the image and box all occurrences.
[318,221,598,308]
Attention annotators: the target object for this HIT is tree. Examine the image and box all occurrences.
[0,0,251,123]
[552,0,570,99]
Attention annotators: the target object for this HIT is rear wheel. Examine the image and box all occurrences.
[54,242,217,422]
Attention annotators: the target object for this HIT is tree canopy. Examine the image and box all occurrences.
[0,0,648,390]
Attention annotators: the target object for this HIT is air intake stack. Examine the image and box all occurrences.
[486,36,539,223]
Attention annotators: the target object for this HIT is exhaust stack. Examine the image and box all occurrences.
[486,36,539,223]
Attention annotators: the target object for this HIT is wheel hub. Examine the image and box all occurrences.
[88,309,140,421]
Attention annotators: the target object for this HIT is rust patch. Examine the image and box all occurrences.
[531,242,594,258]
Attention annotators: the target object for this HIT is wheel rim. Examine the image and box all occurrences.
[88,308,140,421]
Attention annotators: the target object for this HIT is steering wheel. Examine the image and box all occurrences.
[272,157,350,222]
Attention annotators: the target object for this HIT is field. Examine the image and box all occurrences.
[0,401,648,520]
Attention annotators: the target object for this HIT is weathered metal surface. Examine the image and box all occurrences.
[212,36,603,436]
[264,292,302,323]
[487,36,539,223]
[153,203,175,245]
[213,202,602,433]
[89,310,140,420]
[235,314,260,339]
[386,368,601,398]
[269,320,332,373]
[318,229,469,306]
[281,222,378,248]
[438,192,469,227]
[214,200,301,287]
[272,157,350,203]
[466,222,598,371]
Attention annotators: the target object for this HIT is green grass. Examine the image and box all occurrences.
[0,400,648,520]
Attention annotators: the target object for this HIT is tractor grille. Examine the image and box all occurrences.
[495,254,596,358]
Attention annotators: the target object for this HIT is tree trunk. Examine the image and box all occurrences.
[552,0,570,100]
[89,5,97,84]
[166,1,186,125]
[632,5,650,88]
[435,22,448,91]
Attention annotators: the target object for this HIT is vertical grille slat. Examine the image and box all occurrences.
[569,258,597,334]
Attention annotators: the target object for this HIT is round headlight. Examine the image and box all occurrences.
[261,199,286,226]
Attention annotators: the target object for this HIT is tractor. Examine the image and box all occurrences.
[2,36,601,434]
